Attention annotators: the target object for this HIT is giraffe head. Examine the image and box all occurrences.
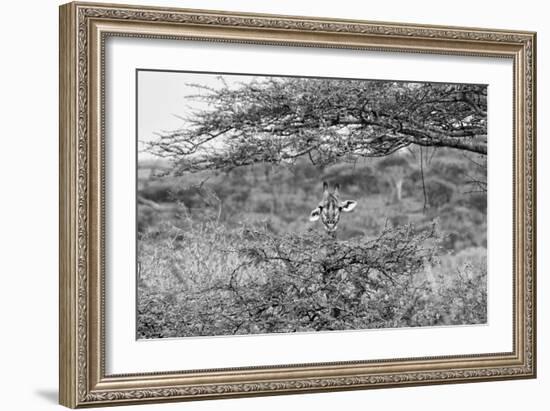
[309,182,357,234]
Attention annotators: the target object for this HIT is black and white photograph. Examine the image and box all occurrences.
[136,70,488,339]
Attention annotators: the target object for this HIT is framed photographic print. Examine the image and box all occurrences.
[59,2,537,408]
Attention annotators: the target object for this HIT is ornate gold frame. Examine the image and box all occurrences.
[59,1,536,408]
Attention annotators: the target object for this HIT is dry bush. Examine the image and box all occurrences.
[137,221,486,338]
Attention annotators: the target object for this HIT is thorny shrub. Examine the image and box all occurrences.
[137,222,486,338]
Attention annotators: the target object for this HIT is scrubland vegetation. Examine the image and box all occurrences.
[137,147,487,338]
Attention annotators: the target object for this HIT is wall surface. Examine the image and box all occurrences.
[0,0,546,410]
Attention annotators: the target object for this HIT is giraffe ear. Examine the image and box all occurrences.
[340,200,357,212]
[309,207,321,222]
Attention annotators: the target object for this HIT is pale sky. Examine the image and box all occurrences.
[137,70,257,158]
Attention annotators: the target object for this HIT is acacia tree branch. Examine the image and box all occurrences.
[145,78,487,173]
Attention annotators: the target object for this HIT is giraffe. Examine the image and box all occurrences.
[309,182,357,238]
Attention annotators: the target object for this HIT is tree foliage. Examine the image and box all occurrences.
[146,78,487,174]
